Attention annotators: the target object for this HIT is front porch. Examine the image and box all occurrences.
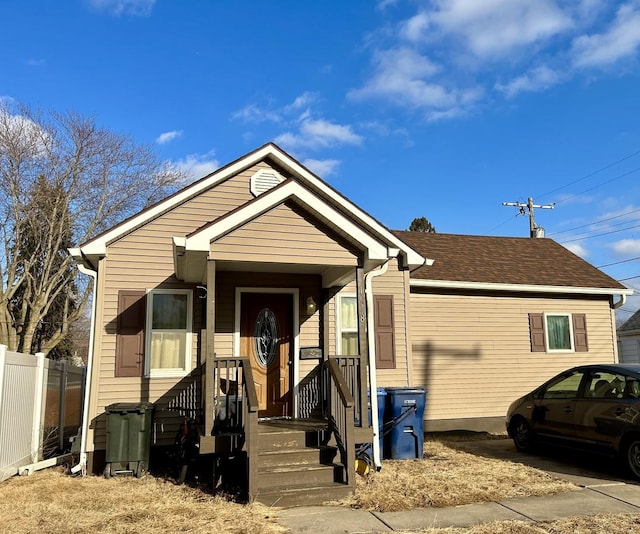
[197,355,372,505]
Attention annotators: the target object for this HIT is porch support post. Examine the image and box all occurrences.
[356,267,368,427]
[204,259,216,434]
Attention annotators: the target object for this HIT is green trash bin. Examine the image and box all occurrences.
[104,402,154,478]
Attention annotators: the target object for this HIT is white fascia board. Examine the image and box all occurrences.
[185,181,389,261]
[410,278,635,296]
[77,145,277,256]
[270,149,426,267]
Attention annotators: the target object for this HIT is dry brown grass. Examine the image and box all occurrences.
[338,439,578,512]
[411,513,640,533]
[0,468,285,534]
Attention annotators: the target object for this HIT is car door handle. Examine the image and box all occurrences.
[563,406,574,413]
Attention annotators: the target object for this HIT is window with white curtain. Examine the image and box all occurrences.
[545,313,574,352]
[146,289,192,376]
[338,295,358,356]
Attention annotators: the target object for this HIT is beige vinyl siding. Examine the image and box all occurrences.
[371,261,410,387]
[211,203,357,266]
[90,166,266,449]
[409,291,618,426]
[327,261,410,387]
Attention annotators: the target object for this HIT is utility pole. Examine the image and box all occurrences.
[502,197,555,238]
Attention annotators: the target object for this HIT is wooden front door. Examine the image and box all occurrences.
[240,293,293,417]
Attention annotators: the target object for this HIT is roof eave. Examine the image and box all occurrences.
[409,278,635,296]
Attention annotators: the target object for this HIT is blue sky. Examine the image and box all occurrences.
[2,0,640,319]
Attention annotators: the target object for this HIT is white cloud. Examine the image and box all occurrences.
[563,242,589,258]
[171,150,219,180]
[231,103,282,124]
[88,0,156,17]
[0,108,50,158]
[571,1,640,67]
[611,239,640,255]
[25,58,46,67]
[302,158,340,177]
[275,119,362,151]
[496,65,565,98]
[407,0,573,58]
[155,130,183,145]
[349,47,482,115]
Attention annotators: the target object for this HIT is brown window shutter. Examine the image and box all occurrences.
[529,313,546,352]
[374,295,395,369]
[115,290,146,377]
[573,314,589,352]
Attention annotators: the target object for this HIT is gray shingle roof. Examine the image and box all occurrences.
[392,231,627,290]
[619,309,640,333]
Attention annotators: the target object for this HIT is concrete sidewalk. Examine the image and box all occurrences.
[276,439,640,533]
[277,484,640,533]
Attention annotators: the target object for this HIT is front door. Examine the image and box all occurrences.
[240,292,293,417]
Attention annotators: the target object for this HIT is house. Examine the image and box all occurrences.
[70,143,631,505]
[618,309,640,363]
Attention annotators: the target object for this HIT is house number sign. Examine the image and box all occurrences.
[254,308,277,367]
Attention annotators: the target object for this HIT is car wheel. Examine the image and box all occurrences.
[511,418,534,452]
[624,439,640,479]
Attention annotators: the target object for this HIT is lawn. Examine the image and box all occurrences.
[1,435,639,533]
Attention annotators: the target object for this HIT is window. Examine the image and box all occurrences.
[146,289,192,376]
[541,371,585,399]
[529,313,588,353]
[338,295,358,356]
[545,313,573,351]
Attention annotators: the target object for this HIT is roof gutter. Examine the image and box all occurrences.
[70,264,98,476]
[410,279,634,297]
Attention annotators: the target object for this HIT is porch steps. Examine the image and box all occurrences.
[253,423,353,507]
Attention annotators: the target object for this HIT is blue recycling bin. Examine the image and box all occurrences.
[359,388,388,463]
[385,387,426,459]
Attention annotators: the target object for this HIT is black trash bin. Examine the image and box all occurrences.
[104,402,154,477]
[385,387,426,459]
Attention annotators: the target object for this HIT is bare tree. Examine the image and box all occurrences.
[0,102,185,354]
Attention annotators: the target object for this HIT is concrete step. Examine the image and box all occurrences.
[254,483,353,508]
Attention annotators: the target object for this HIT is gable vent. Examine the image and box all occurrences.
[250,168,284,197]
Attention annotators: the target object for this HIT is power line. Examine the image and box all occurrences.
[548,208,640,237]
[619,274,640,282]
[560,222,640,243]
[553,166,640,207]
[553,216,640,241]
[536,148,640,201]
[597,256,640,268]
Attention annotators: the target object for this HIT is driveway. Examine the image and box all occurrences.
[455,437,637,488]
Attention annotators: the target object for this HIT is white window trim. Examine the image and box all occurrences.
[337,293,358,356]
[145,288,193,378]
[544,312,575,353]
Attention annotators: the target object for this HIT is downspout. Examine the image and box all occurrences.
[613,294,627,309]
[365,260,389,471]
[70,264,98,476]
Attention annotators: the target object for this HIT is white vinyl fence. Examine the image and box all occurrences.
[0,345,86,481]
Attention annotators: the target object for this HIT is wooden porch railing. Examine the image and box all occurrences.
[324,358,356,487]
[204,357,259,499]
[329,355,367,428]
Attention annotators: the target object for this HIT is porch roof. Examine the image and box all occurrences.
[70,143,430,273]
[173,179,402,285]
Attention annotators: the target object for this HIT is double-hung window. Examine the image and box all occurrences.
[338,295,358,356]
[529,312,588,353]
[545,313,573,352]
[146,289,192,376]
